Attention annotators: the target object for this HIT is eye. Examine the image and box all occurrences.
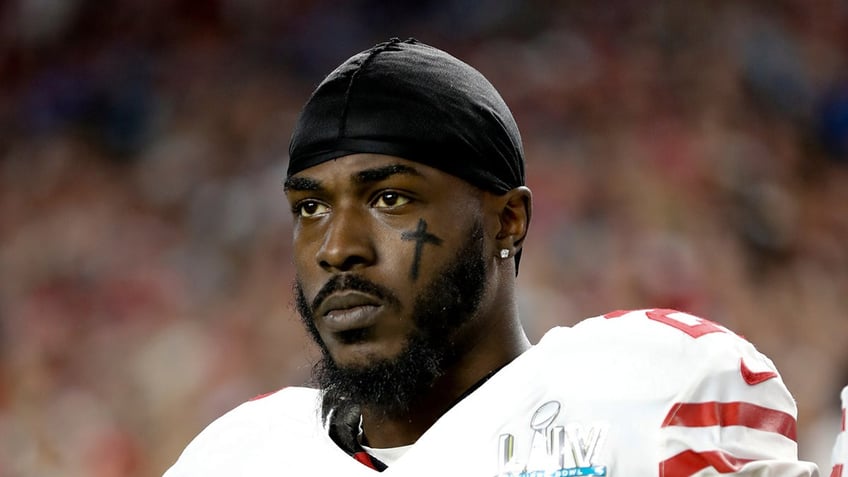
[295,200,330,218]
[372,191,411,209]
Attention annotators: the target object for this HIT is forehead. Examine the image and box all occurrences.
[284,153,468,192]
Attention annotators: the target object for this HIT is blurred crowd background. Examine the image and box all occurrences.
[1,0,847,475]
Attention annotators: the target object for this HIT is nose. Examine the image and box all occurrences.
[316,207,376,273]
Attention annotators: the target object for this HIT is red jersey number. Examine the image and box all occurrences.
[645,309,727,339]
[605,309,728,339]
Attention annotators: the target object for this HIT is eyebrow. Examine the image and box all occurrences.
[284,163,423,192]
[283,176,322,192]
[354,164,423,184]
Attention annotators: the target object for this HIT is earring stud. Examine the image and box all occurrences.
[500,249,509,259]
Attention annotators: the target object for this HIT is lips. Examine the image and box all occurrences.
[314,291,382,333]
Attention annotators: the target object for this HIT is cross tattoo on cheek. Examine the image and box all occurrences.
[401,218,444,281]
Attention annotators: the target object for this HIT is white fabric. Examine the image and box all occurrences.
[831,386,848,477]
[360,443,414,466]
[163,309,819,476]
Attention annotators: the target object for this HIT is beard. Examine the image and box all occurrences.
[294,220,487,420]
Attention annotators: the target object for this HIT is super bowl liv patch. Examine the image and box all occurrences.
[496,401,608,477]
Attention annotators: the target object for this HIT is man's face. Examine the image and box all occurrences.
[293,219,488,417]
[285,154,495,373]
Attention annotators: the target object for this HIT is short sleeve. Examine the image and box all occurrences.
[629,309,820,476]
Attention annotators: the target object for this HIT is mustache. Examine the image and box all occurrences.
[310,274,400,313]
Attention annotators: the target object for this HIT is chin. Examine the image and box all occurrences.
[327,339,406,370]
[314,326,446,418]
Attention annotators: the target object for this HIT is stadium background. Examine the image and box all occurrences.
[1,1,846,475]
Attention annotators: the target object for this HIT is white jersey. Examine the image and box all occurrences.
[831,386,848,477]
[164,309,818,476]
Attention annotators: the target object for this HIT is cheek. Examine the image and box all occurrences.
[292,230,310,266]
[292,230,323,290]
[373,226,417,274]
[383,222,455,280]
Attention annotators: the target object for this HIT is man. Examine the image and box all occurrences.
[164,38,818,476]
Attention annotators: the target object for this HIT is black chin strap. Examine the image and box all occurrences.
[327,403,388,471]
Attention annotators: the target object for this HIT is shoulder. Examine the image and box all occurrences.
[163,386,322,476]
[550,308,741,344]
[206,385,320,430]
[537,308,795,413]
[537,309,810,472]
[541,308,765,362]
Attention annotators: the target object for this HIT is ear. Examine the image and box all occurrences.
[494,186,532,257]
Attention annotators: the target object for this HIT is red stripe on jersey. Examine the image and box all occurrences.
[660,449,753,476]
[831,464,844,477]
[739,358,778,385]
[603,310,630,318]
[662,401,797,441]
[353,451,379,470]
[248,389,281,401]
